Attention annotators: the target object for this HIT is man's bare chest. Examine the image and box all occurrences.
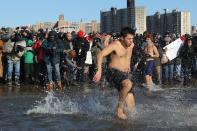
[115,48,131,58]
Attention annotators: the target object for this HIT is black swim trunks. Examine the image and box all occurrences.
[106,68,134,94]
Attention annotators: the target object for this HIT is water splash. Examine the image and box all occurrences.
[26,91,78,115]
[141,83,164,92]
[26,88,118,120]
[72,88,117,120]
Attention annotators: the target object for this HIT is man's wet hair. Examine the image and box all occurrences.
[144,33,154,42]
[120,27,135,38]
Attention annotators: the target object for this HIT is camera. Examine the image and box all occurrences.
[111,32,120,40]
[1,34,10,42]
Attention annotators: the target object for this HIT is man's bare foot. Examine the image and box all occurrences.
[116,108,127,120]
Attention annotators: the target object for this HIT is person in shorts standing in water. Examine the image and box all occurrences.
[93,27,135,120]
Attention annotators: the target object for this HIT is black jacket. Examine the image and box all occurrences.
[72,37,89,62]
[180,44,195,68]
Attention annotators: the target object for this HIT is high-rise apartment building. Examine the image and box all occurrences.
[147,9,191,35]
[100,0,146,34]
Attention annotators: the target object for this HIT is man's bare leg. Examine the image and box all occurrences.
[125,92,135,111]
[116,79,132,120]
[117,95,127,120]
[156,66,161,84]
[145,75,154,90]
[145,75,150,85]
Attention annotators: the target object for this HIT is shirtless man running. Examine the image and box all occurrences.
[93,27,135,120]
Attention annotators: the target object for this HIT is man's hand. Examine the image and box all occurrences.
[93,71,102,83]
[130,42,134,48]
[104,35,111,47]
[163,47,168,53]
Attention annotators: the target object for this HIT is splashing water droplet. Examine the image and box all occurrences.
[26,91,78,115]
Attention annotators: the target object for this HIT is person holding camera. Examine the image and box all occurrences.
[4,33,26,86]
[42,31,64,91]
[72,30,89,83]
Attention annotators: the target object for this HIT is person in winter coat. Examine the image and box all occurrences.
[180,36,195,86]
[5,35,26,86]
[33,34,46,85]
[42,31,64,91]
[72,30,89,82]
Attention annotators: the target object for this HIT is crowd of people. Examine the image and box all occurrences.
[0,27,197,90]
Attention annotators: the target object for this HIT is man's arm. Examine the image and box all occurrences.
[93,42,117,83]
[152,45,159,58]
[97,42,116,72]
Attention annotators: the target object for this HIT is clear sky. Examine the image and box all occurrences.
[0,0,196,28]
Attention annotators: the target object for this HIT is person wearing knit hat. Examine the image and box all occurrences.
[77,30,84,38]
[27,40,33,46]
[42,30,65,91]
[72,30,89,82]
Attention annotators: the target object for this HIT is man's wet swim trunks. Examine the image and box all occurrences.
[106,68,134,94]
[145,60,154,76]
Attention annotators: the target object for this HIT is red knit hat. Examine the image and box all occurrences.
[85,35,93,41]
[77,30,84,38]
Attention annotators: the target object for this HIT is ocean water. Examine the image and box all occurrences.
[0,83,197,131]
